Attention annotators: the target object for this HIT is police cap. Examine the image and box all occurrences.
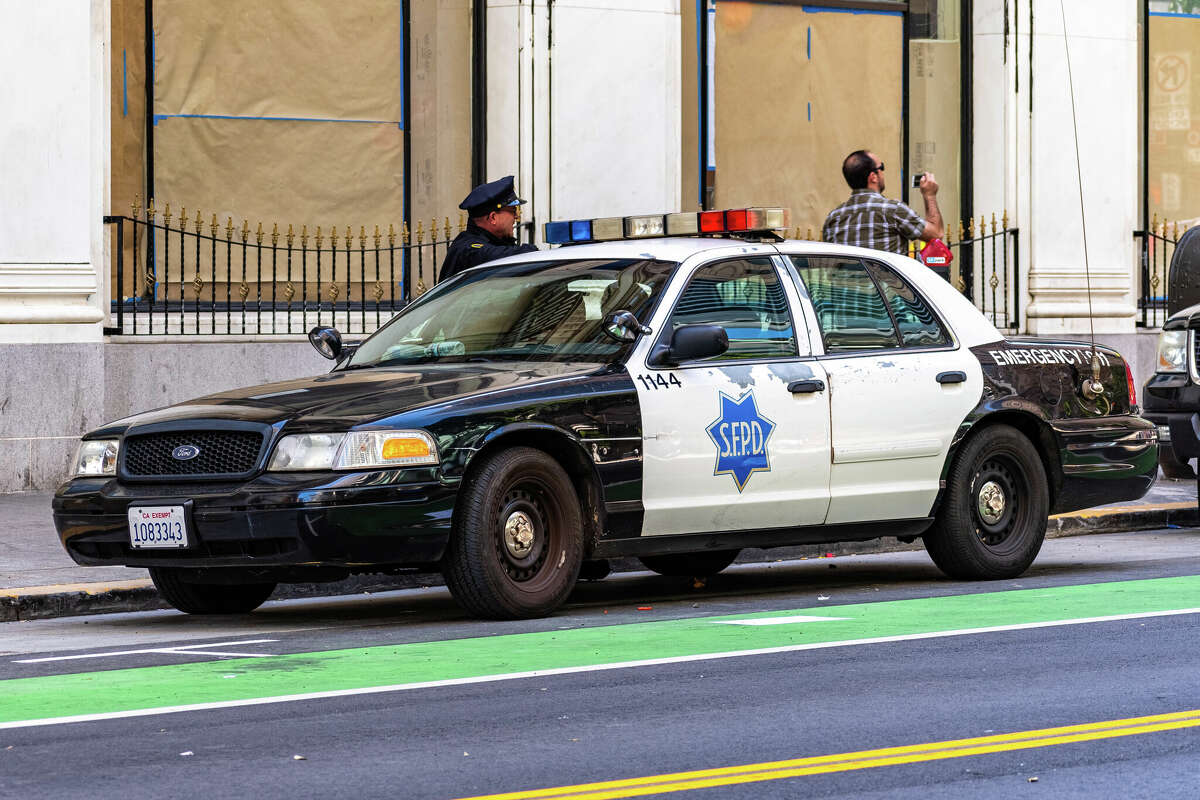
[460,175,526,218]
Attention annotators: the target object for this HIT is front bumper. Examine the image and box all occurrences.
[52,470,458,571]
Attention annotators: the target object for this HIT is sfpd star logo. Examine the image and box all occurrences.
[705,390,776,492]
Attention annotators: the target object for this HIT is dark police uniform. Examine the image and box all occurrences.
[439,176,538,282]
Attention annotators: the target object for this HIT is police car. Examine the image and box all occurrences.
[53,207,1158,619]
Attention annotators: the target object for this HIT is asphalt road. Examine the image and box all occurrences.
[4,529,1200,799]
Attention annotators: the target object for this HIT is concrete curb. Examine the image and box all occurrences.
[4,502,1196,622]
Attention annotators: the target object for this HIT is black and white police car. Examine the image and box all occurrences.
[54,207,1158,619]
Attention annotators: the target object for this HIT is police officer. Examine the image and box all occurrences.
[439,175,539,282]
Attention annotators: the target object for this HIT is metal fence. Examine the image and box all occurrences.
[106,200,1021,336]
[104,200,460,336]
[1134,218,1186,329]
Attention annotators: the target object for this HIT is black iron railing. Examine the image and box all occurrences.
[942,216,1020,331]
[1134,220,1183,329]
[104,202,460,336]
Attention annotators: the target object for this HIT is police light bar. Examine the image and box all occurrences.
[543,207,791,245]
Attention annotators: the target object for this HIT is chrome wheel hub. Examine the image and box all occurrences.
[503,510,536,558]
[977,480,1006,525]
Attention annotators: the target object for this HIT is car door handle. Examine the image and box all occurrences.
[787,379,826,394]
[936,371,967,384]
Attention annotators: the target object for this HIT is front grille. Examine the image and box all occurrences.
[123,431,265,477]
[69,537,299,560]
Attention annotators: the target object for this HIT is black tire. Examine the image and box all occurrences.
[442,447,583,619]
[638,549,740,577]
[148,567,276,615]
[923,424,1048,580]
[1158,442,1195,480]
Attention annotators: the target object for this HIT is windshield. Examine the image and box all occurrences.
[348,258,676,367]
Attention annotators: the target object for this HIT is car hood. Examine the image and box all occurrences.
[106,362,603,433]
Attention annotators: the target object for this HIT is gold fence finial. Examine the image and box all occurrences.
[416,219,424,244]
[979,215,986,238]
[131,195,141,219]
[210,213,218,236]
[163,202,172,227]
[430,218,437,244]
[806,227,814,241]
[991,212,997,234]
[315,225,324,249]
[444,217,452,240]
[958,219,965,241]
[240,219,249,243]
[194,209,202,232]
[374,224,381,249]
[287,223,294,247]
[345,225,352,248]
[226,216,234,240]
[402,221,410,245]
[388,222,396,247]
[271,222,279,247]
[301,224,308,248]
[1002,209,1009,230]
[967,217,975,239]
[1152,212,1159,235]
[330,225,339,247]
[255,221,264,245]
[458,212,466,232]
[147,197,156,221]
[946,223,953,245]
[178,206,186,231]
[360,225,367,248]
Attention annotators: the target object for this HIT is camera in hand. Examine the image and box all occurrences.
[911,173,926,189]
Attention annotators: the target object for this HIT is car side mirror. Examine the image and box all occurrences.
[309,326,343,360]
[648,324,729,366]
[601,309,652,343]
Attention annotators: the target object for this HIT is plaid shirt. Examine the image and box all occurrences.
[822,189,927,255]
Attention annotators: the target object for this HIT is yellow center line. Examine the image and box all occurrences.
[454,709,1200,800]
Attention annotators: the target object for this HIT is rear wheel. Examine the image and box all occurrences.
[638,549,740,577]
[148,567,276,614]
[443,447,583,619]
[923,424,1048,580]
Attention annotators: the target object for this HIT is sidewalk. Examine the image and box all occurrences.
[3,477,1196,622]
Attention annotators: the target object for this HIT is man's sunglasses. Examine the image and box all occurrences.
[871,162,885,173]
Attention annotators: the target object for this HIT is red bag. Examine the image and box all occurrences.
[918,238,954,267]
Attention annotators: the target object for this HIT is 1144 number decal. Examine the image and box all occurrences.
[636,374,683,391]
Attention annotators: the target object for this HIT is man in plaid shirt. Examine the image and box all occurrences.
[822,150,944,255]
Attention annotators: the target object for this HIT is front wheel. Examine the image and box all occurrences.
[148,568,276,614]
[923,424,1048,580]
[443,447,583,619]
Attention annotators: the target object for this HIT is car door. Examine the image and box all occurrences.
[631,251,832,537]
[783,253,982,524]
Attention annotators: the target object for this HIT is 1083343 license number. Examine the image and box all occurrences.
[127,505,189,549]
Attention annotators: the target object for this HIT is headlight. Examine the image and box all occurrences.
[74,440,119,476]
[267,433,346,471]
[335,430,439,469]
[267,430,438,471]
[1156,330,1188,373]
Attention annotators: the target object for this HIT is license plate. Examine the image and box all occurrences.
[127,506,189,549]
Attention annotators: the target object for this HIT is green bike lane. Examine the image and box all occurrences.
[4,575,1200,729]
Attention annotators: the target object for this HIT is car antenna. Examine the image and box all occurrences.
[1060,0,1105,401]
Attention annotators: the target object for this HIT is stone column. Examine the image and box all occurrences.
[0,1,110,490]
[974,0,1140,335]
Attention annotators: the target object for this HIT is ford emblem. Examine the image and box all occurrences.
[171,445,201,461]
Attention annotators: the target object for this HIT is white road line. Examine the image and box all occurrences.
[13,639,279,664]
[5,608,1200,730]
[712,615,850,626]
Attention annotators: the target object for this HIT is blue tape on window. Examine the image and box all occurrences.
[807,27,811,59]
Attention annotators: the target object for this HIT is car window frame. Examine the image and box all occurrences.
[647,254,811,369]
[781,253,960,359]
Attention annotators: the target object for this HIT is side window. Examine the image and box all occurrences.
[790,256,898,352]
[865,262,951,348]
[667,257,798,361]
